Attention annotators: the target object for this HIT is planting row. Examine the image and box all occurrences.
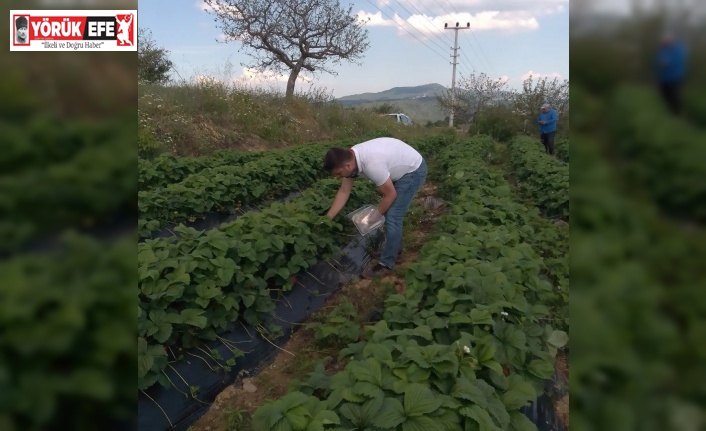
[570,132,706,429]
[137,143,332,238]
[436,135,568,328]
[137,135,457,239]
[250,136,567,431]
[555,139,569,163]
[138,150,265,192]
[0,233,134,430]
[0,121,136,255]
[0,111,133,176]
[138,178,380,391]
[138,133,398,193]
[609,85,706,222]
[507,136,569,221]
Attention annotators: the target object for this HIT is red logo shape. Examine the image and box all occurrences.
[115,13,134,46]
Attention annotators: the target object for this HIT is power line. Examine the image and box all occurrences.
[402,0,477,75]
[407,0,455,45]
[365,0,450,63]
[391,0,452,56]
[458,56,474,76]
[456,47,475,74]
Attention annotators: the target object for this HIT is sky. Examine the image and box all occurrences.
[138,0,569,98]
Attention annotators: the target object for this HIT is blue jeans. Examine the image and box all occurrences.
[380,159,428,269]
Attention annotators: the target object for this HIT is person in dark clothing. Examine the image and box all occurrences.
[537,103,558,155]
[655,33,687,115]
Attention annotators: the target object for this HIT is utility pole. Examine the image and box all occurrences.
[444,22,470,127]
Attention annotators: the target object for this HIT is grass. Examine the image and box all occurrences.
[138,79,452,157]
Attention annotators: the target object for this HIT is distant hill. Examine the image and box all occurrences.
[337,83,447,102]
[336,83,448,123]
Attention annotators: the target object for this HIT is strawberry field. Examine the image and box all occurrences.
[136,133,569,431]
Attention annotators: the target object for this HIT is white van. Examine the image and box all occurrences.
[386,113,413,125]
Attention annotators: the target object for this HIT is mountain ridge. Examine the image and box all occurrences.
[336,83,447,102]
[336,83,448,122]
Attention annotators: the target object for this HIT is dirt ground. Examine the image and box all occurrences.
[554,350,570,429]
[188,183,445,431]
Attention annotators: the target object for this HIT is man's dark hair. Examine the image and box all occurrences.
[322,148,353,173]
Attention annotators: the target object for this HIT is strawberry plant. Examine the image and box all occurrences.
[0,233,135,430]
[306,300,362,348]
[507,136,569,221]
[137,135,452,239]
[555,139,569,163]
[138,150,264,192]
[253,135,567,431]
[137,143,329,238]
[608,86,706,222]
[0,118,136,255]
[570,130,706,430]
[435,137,568,328]
[138,178,380,390]
[252,392,340,431]
[0,111,131,175]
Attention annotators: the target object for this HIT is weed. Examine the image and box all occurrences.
[223,406,251,431]
[305,300,361,348]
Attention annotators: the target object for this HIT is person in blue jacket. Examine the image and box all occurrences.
[655,32,687,115]
[537,103,558,155]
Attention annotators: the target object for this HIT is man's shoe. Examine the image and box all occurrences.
[361,263,391,279]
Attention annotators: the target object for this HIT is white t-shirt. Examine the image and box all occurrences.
[351,137,423,186]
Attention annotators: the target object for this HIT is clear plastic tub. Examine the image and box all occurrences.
[346,205,385,236]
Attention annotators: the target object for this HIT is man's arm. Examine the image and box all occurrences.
[326,177,353,219]
[376,178,397,216]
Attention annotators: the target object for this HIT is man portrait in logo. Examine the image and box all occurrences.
[15,16,29,44]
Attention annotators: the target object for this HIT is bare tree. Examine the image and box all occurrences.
[203,0,370,98]
[436,72,508,124]
[512,74,569,134]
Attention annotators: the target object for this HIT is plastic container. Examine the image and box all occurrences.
[347,205,386,236]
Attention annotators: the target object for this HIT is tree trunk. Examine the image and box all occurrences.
[286,66,300,99]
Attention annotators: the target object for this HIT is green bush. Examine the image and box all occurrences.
[683,82,706,128]
[137,125,163,158]
[468,105,524,142]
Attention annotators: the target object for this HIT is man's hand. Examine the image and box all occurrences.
[316,215,331,225]
[540,120,546,125]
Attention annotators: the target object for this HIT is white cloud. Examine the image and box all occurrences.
[435,0,569,16]
[358,10,408,28]
[358,0,567,37]
[357,10,540,37]
[521,70,564,81]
